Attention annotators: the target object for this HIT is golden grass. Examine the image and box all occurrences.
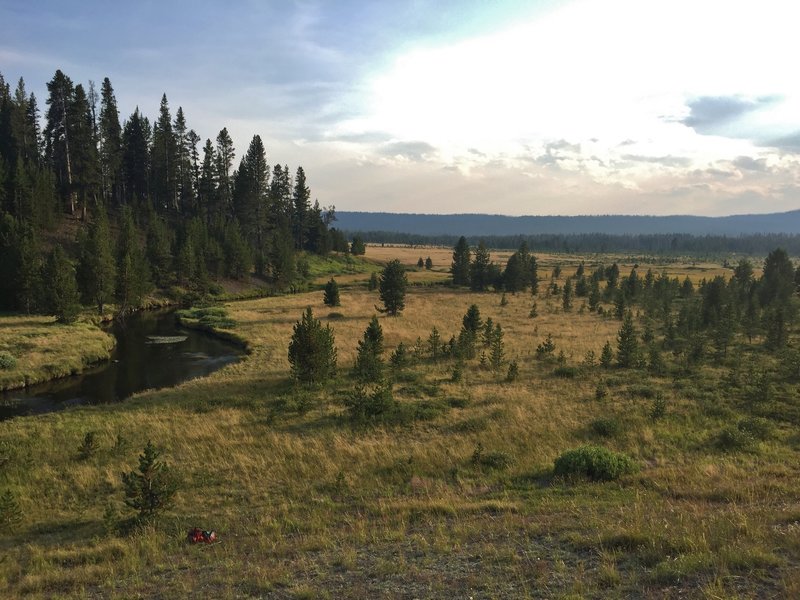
[0,316,116,391]
[0,253,797,598]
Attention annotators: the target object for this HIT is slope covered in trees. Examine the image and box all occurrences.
[0,70,347,317]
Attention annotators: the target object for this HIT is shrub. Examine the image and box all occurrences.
[451,361,464,382]
[737,417,773,440]
[78,431,100,460]
[471,443,513,470]
[345,382,395,424]
[553,445,638,481]
[0,352,16,370]
[506,360,519,382]
[0,490,23,532]
[590,418,622,438]
[553,365,579,378]
[715,427,755,452]
[121,441,179,520]
[650,395,666,421]
[535,334,556,359]
[368,271,379,291]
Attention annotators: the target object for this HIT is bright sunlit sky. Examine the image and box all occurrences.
[2,0,800,216]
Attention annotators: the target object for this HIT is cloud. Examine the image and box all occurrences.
[321,130,393,144]
[546,139,581,153]
[731,156,769,172]
[620,154,692,168]
[680,95,779,135]
[764,131,800,153]
[377,140,437,161]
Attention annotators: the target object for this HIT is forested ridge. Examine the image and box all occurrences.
[0,70,349,319]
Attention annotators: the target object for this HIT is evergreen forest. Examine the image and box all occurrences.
[0,70,349,319]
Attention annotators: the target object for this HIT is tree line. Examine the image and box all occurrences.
[0,70,349,319]
[345,230,800,257]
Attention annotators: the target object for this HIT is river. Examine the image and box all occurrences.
[0,309,243,420]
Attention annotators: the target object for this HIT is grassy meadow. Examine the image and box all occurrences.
[0,317,116,392]
[0,246,799,598]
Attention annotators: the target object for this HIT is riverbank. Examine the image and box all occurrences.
[0,316,116,392]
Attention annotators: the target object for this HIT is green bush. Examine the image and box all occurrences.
[0,352,16,370]
[0,490,23,532]
[736,417,773,440]
[553,445,638,481]
[715,427,755,451]
[345,382,395,423]
[553,366,579,378]
[471,443,514,471]
[590,418,622,438]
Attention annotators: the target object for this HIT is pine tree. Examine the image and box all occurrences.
[121,108,150,206]
[350,236,366,255]
[42,244,80,323]
[215,127,235,216]
[44,70,77,213]
[287,307,337,385]
[98,78,122,204]
[115,206,151,310]
[233,134,269,258]
[151,94,176,212]
[145,214,173,287]
[427,326,442,361]
[121,441,178,520]
[354,316,384,381]
[760,248,795,308]
[172,106,195,213]
[463,304,482,334]
[323,278,340,307]
[292,166,311,250]
[12,220,42,314]
[616,311,639,368]
[530,255,539,296]
[588,278,601,311]
[562,278,573,311]
[600,341,614,368]
[450,236,471,286]
[470,241,491,291]
[76,211,115,313]
[379,259,407,316]
[425,256,433,270]
[489,323,505,371]
[197,138,217,222]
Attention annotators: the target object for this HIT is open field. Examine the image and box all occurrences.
[0,249,798,599]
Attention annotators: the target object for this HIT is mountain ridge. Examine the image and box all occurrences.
[334,209,800,237]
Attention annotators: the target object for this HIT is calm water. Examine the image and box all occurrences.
[0,310,243,420]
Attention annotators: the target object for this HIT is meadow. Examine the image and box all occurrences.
[0,246,798,599]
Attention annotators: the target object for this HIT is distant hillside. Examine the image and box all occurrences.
[335,210,800,236]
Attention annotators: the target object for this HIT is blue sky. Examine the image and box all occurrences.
[2,0,800,216]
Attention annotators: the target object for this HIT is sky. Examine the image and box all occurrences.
[2,0,800,217]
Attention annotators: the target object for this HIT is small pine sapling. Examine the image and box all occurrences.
[323,278,340,307]
[121,441,179,520]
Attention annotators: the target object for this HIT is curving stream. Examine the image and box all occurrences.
[0,309,243,420]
